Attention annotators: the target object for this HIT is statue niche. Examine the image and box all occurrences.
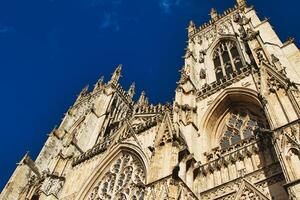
[86,152,145,200]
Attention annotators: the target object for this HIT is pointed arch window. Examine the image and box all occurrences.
[219,108,268,149]
[213,40,244,82]
[86,152,145,200]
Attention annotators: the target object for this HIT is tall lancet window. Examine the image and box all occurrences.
[213,40,243,82]
[219,108,268,149]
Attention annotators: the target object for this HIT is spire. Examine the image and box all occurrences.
[236,0,247,8]
[128,82,135,99]
[109,64,122,84]
[210,8,218,21]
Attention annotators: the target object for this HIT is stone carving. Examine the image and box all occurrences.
[234,179,270,200]
[185,49,197,62]
[233,13,250,26]
[86,153,145,200]
[199,50,206,63]
[40,176,64,197]
[256,50,266,64]
[145,177,198,200]
[238,27,258,41]
[200,68,206,79]
[267,76,285,93]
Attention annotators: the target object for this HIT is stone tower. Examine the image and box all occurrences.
[2,0,300,199]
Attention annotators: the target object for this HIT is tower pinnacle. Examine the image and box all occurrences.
[128,82,136,99]
[109,64,122,84]
[236,0,247,8]
[137,91,148,106]
[210,8,218,21]
[188,20,196,36]
[94,76,104,91]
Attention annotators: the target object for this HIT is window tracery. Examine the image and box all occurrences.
[219,108,268,149]
[86,152,145,200]
[213,40,244,81]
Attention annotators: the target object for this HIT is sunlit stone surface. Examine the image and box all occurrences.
[2,0,300,199]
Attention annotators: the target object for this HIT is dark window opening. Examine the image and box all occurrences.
[213,40,245,80]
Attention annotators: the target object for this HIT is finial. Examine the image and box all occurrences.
[236,0,247,8]
[189,20,195,27]
[78,85,89,100]
[137,91,147,105]
[210,8,218,21]
[128,82,135,99]
[188,20,196,36]
[94,76,104,91]
[109,64,122,84]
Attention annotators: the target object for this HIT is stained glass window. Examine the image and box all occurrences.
[219,108,267,149]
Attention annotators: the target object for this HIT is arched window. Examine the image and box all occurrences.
[213,40,244,82]
[86,152,145,200]
[219,108,268,149]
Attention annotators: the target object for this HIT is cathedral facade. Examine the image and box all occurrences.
[2,0,300,199]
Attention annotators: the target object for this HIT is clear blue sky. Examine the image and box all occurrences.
[0,0,299,190]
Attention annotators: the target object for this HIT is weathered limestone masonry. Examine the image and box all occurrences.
[1,0,300,199]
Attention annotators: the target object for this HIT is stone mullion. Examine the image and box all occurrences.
[213,168,221,186]
[208,171,214,189]
[226,42,237,72]
[218,50,226,77]
[226,165,230,182]
[249,153,256,171]
[233,160,239,179]
[228,161,237,180]
[220,165,228,183]
[244,155,253,173]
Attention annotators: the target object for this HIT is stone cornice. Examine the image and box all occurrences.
[72,140,111,167]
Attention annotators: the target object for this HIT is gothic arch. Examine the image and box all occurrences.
[207,35,240,57]
[75,143,149,200]
[205,36,247,83]
[199,87,267,149]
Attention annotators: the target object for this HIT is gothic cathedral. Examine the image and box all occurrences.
[2,0,300,199]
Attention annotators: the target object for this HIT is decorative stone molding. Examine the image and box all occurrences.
[86,152,145,200]
[174,102,197,113]
[72,140,111,166]
[145,175,198,200]
[196,65,253,101]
